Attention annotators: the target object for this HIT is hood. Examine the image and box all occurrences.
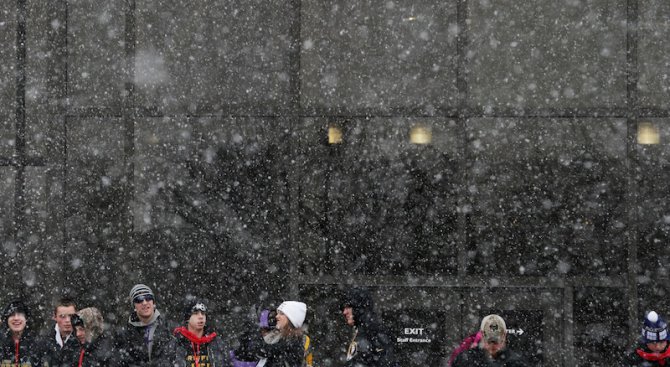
[342,288,376,328]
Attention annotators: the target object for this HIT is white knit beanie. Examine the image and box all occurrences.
[277,301,307,328]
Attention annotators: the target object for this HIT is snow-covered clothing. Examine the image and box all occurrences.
[0,329,47,367]
[624,341,670,366]
[230,333,313,367]
[448,331,482,366]
[45,325,80,366]
[109,310,174,366]
[55,332,113,367]
[172,326,230,367]
[233,329,304,367]
[342,288,398,367]
[451,346,528,367]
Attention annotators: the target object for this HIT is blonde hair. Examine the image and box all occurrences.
[78,307,104,342]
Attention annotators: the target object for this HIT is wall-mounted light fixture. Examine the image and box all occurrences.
[409,124,432,145]
[328,124,343,144]
[637,122,660,145]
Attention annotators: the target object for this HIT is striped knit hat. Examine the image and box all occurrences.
[642,311,668,343]
[129,284,155,306]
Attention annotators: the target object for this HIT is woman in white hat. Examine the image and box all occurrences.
[233,301,307,367]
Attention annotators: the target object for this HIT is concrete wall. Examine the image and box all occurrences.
[0,1,669,365]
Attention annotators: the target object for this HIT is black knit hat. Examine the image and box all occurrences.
[2,300,30,325]
[71,313,85,328]
[183,300,207,322]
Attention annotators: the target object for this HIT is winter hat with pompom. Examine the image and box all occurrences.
[642,311,668,343]
[277,301,307,328]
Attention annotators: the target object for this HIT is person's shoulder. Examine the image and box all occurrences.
[453,347,486,366]
[499,348,531,367]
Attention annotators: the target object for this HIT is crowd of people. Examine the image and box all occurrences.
[1,283,668,366]
[0,283,321,367]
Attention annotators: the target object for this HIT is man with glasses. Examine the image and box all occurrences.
[45,297,79,365]
[110,283,174,366]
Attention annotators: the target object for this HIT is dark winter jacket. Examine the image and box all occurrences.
[44,327,81,367]
[342,288,398,367]
[233,329,303,367]
[172,326,230,367]
[448,331,482,366]
[0,329,47,367]
[56,333,113,367]
[451,346,528,367]
[109,310,174,367]
[624,341,670,366]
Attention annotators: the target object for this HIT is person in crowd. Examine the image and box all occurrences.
[46,297,80,365]
[231,307,313,367]
[452,314,528,367]
[0,299,47,366]
[233,301,307,367]
[624,310,670,366]
[109,283,174,366]
[340,288,398,367]
[448,330,482,366]
[58,307,112,367]
[172,299,230,366]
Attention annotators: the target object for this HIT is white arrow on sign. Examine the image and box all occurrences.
[507,328,524,336]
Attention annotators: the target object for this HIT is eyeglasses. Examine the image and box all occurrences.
[57,313,76,319]
[133,294,154,304]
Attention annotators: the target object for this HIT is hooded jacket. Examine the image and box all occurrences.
[342,288,398,367]
[0,328,47,367]
[172,326,230,367]
[109,310,174,366]
[451,345,529,367]
[55,332,113,367]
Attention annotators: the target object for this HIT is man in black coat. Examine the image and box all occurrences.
[109,283,174,366]
[341,288,398,367]
[44,296,80,366]
[452,314,528,367]
[0,300,48,366]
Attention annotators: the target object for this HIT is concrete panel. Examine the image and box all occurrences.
[0,168,17,300]
[301,0,458,114]
[135,0,295,114]
[635,118,670,289]
[467,0,627,110]
[132,116,289,307]
[0,3,16,158]
[639,1,670,108]
[293,117,462,277]
[21,167,50,315]
[65,117,125,313]
[67,0,126,110]
[466,118,628,276]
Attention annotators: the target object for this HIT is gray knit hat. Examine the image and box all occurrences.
[129,284,154,306]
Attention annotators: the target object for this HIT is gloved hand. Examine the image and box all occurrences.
[259,309,277,329]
